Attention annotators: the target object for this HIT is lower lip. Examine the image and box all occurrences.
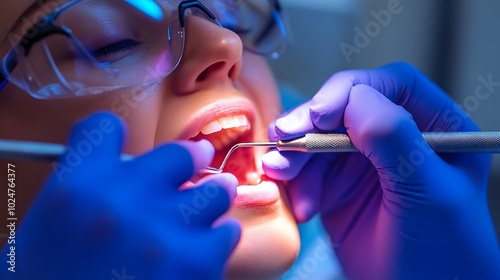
[234,180,280,208]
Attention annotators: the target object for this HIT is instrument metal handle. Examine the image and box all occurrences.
[277,132,500,153]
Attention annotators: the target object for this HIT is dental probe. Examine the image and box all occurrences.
[1,132,500,173]
[0,140,134,162]
[203,131,500,173]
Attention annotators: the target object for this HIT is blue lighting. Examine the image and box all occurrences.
[124,0,164,20]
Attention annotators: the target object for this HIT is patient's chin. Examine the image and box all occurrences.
[226,198,300,280]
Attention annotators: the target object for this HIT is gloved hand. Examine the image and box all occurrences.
[263,62,500,279]
[0,112,240,280]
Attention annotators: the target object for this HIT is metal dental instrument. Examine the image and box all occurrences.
[203,131,500,173]
[0,140,134,162]
[1,132,500,173]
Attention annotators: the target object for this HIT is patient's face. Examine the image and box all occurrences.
[0,1,300,279]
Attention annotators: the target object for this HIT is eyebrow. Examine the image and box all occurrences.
[9,0,59,36]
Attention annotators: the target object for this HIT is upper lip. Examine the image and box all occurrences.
[178,97,257,141]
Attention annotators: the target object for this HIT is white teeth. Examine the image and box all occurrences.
[234,115,249,126]
[198,115,252,151]
[246,172,262,185]
[200,121,223,135]
[200,115,250,135]
[219,116,237,129]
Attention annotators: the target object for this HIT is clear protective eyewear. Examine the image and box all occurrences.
[0,0,287,99]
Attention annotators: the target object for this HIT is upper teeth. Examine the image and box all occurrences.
[200,115,250,135]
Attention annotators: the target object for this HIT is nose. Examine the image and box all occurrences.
[167,15,243,94]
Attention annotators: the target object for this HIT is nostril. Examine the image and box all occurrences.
[197,69,208,81]
[196,61,225,82]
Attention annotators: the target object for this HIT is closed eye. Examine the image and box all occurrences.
[91,39,142,61]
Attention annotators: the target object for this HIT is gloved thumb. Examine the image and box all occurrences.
[344,85,442,189]
[49,112,126,184]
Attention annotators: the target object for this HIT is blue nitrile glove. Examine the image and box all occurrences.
[0,112,240,280]
[262,62,500,279]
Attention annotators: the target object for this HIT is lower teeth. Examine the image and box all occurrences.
[246,172,262,185]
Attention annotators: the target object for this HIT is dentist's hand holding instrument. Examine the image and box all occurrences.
[262,62,500,279]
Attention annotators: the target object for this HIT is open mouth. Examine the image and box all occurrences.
[189,114,262,185]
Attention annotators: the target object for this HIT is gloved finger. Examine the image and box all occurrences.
[303,62,487,177]
[274,62,476,136]
[377,62,478,132]
[309,62,478,133]
[318,153,377,214]
[62,112,126,167]
[309,70,373,131]
[270,101,318,140]
[209,217,241,260]
[345,85,442,187]
[261,149,313,181]
[184,217,240,268]
[187,218,240,278]
[272,70,374,136]
[284,153,335,223]
[389,62,491,182]
[132,140,214,190]
[180,174,237,227]
[195,173,238,201]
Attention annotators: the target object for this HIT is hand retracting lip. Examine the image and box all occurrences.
[2,132,500,173]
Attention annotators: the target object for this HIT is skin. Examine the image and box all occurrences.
[0,1,300,279]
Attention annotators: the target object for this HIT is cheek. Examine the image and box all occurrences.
[0,84,162,156]
[108,88,163,155]
[0,85,100,144]
[239,55,282,128]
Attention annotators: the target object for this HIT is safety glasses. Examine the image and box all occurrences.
[0,0,287,99]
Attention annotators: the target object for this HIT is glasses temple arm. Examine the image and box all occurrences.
[177,1,217,28]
